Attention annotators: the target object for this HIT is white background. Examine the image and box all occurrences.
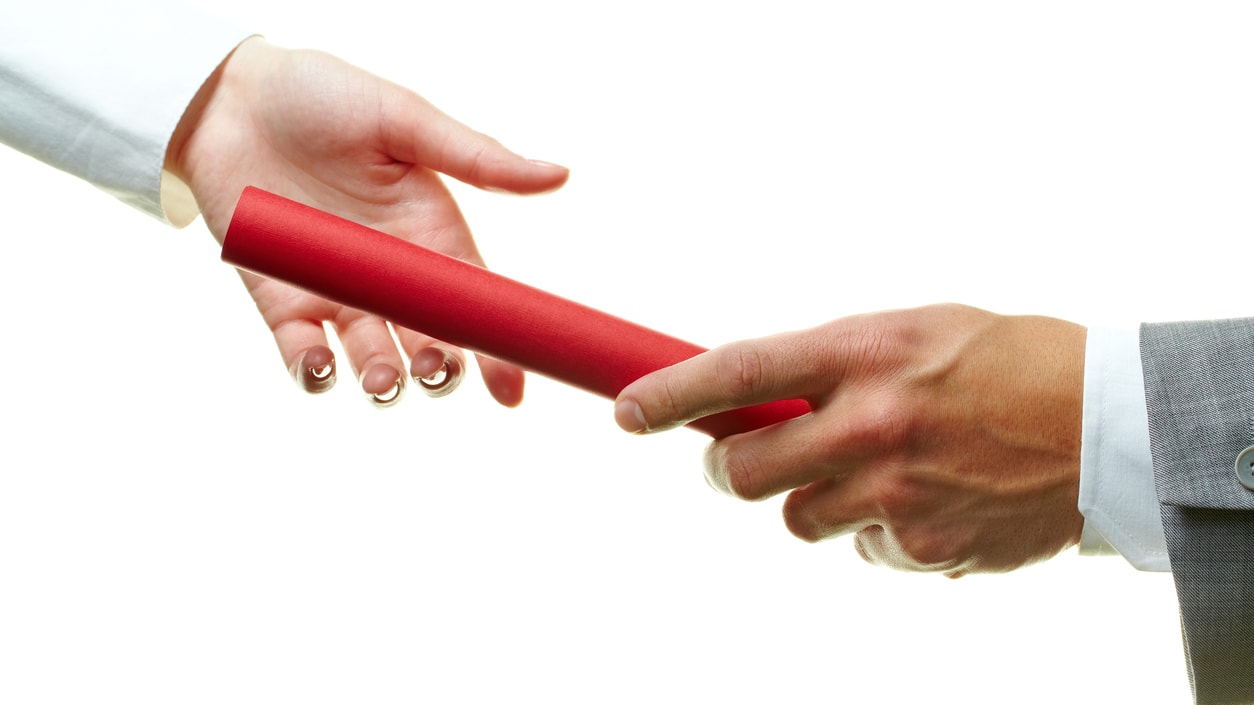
[5,1,1253,703]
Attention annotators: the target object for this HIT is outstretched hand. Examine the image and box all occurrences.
[166,37,568,406]
[614,304,1086,578]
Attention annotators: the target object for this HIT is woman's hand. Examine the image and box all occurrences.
[167,38,568,406]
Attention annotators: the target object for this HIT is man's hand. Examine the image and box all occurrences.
[167,38,568,406]
[614,304,1086,578]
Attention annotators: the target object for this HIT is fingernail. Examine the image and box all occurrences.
[411,349,463,399]
[363,364,405,408]
[410,347,446,379]
[297,346,336,394]
[614,399,648,434]
[527,159,566,170]
[369,378,405,407]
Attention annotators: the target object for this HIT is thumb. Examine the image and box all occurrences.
[382,87,569,194]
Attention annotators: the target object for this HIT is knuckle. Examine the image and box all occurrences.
[718,345,770,399]
[463,143,491,185]
[832,318,900,375]
[660,375,685,419]
[723,455,767,501]
[706,444,770,501]
[640,374,688,431]
[840,394,921,455]
[781,492,825,543]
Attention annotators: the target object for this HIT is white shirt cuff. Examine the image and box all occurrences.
[1077,326,1170,571]
[0,3,253,226]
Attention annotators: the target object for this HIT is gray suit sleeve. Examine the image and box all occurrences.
[1140,318,1254,705]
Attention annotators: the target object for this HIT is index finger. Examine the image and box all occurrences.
[614,328,832,434]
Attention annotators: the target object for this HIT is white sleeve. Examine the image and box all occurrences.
[1077,326,1171,571]
[0,3,254,226]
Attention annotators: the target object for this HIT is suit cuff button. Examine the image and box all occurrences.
[1236,446,1254,491]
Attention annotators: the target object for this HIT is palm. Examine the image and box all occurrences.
[170,39,567,405]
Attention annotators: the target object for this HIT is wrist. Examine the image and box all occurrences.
[165,36,267,186]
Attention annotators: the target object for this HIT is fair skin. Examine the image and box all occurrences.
[166,37,569,406]
[614,304,1087,578]
[167,41,1083,578]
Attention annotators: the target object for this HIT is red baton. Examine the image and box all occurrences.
[221,187,810,438]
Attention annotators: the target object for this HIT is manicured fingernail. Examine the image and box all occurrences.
[410,349,463,398]
[363,364,405,408]
[614,399,648,434]
[297,346,336,394]
[370,378,405,407]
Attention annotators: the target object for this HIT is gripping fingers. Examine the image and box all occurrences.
[702,414,854,502]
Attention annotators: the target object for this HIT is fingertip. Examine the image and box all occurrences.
[526,160,570,191]
[295,345,337,394]
[478,357,525,408]
[614,398,648,434]
[487,371,525,408]
[362,363,405,408]
[526,159,569,177]
[411,347,464,398]
[483,159,570,195]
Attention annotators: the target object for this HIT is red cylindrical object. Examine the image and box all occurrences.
[221,187,810,438]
